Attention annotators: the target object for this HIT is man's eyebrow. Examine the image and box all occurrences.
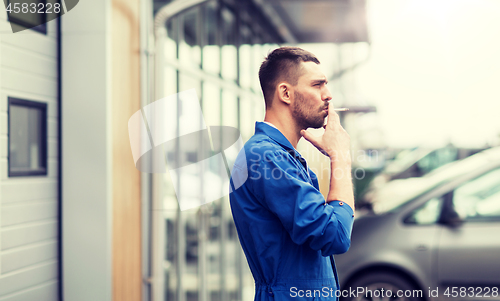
[311,79,328,85]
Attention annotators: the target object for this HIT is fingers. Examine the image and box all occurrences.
[300,129,320,148]
[325,101,340,129]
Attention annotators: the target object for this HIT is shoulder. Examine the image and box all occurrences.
[243,134,284,161]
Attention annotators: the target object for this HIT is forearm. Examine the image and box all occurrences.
[326,159,355,212]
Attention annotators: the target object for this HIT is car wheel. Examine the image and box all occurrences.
[340,271,424,301]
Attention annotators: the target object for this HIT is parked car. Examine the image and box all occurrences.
[336,146,500,301]
[359,146,485,209]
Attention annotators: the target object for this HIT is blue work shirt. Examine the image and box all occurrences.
[229,122,355,301]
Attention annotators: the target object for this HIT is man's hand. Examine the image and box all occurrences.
[300,101,351,163]
[300,101,355,209]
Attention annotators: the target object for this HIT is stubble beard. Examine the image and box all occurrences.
[292,91,325,130]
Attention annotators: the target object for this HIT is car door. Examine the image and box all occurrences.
[436,167,500,293]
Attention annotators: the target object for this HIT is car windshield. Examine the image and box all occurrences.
[371,147,500,214]
[384,148,433,175]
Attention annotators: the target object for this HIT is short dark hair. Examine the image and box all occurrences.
[258,47,320,108]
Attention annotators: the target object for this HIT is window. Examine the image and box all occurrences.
[417,147,458,175]
[405,197,443,225]
[405,167,500,225]
[8,97,48,177]
[452,167,500,222]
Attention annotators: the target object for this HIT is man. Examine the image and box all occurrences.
[229,47,355,300]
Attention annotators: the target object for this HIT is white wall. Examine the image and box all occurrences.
[0,7,60,301]
[61,0,113,300]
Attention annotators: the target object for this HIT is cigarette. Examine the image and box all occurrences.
[333,108,349,111]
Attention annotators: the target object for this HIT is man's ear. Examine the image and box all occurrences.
[277,82,292,105]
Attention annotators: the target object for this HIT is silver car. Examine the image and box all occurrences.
[336,147,500,301]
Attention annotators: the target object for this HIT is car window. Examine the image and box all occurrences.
[404,197,443,225]
[417,147,458,175]
[452,168,500,222]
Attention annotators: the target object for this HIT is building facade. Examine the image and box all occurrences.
[0,0,368,300]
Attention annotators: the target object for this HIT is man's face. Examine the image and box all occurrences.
[291,61,332,129]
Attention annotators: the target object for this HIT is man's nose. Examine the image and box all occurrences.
[323,87,332,102]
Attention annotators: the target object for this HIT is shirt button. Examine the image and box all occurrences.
[339,202,344,206]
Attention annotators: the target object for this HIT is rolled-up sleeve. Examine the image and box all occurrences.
[250,149,354,257]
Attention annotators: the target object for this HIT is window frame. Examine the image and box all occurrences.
[448,167,500,223]
[8,97,48,177]
[401,163,500,226]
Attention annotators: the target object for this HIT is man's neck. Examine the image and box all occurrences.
[263,114,302,149]
[263,121,278,129]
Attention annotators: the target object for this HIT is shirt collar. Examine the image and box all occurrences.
[255,122,312,183]
[255,121,295,151]
[254,122,308,169]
